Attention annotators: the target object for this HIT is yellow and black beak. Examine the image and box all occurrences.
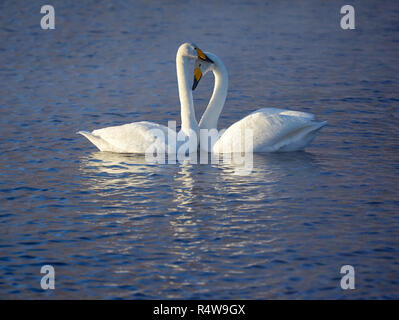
[192,66,202,91]
[195,48,214,63]
[192,47,213,90]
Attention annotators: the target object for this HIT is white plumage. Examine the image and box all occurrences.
[195,53,327,153]
[78,43,201,154]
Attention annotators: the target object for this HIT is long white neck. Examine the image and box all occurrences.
[198,54,228,131]
[176,53,199,136]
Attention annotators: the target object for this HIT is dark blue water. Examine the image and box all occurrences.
[1,0,399,299]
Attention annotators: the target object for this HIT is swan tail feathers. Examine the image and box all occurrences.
[77,131,112,151]
[312,120,327,131]
[274,120,327,152]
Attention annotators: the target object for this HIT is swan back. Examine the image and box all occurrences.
[213,110,326,153]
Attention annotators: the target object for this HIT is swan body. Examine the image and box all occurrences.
[78,43,209,154]
[78,121,175,153]
[212,108,326,153]
[195,52,327,153]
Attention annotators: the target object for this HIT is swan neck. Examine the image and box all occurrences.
[176,54,198,135]
[199,62,228,131]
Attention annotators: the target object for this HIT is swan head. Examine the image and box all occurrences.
[177,42,214,62]
[192,52,218,90]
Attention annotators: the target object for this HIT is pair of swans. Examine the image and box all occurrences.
[79,43,326,154]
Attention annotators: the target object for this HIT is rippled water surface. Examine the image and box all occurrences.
[1,0,399,299]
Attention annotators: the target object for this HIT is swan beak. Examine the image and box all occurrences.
[196,48,214,63]
[192,66,202,91]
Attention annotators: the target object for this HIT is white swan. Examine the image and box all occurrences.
[78,43,213,154]
[193,52,327,153]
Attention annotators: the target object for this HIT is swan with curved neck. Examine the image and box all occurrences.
[193,51,327,153]
[78,43,212,154]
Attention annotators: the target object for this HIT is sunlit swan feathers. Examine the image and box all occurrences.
[78,121,175,153]
[78,43,213,154]
[213,109,327,153]
[193,52,327,153]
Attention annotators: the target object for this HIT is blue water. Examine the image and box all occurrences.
[1,0,399,299]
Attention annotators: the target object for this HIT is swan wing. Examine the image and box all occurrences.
[79,121,174,153]
[250,107,315,120]
[213,111,326,153]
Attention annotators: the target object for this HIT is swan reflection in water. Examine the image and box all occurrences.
[78,151,324,285]
[78,151,323,210]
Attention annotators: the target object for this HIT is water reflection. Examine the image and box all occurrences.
[78,150,323,215]
[173,161,197,213]
[80,150,322,182]
[80,151,160,174]
[80,150,321,183]
[213,152,322,199]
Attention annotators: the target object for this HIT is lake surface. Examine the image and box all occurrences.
[0,0,398,299]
